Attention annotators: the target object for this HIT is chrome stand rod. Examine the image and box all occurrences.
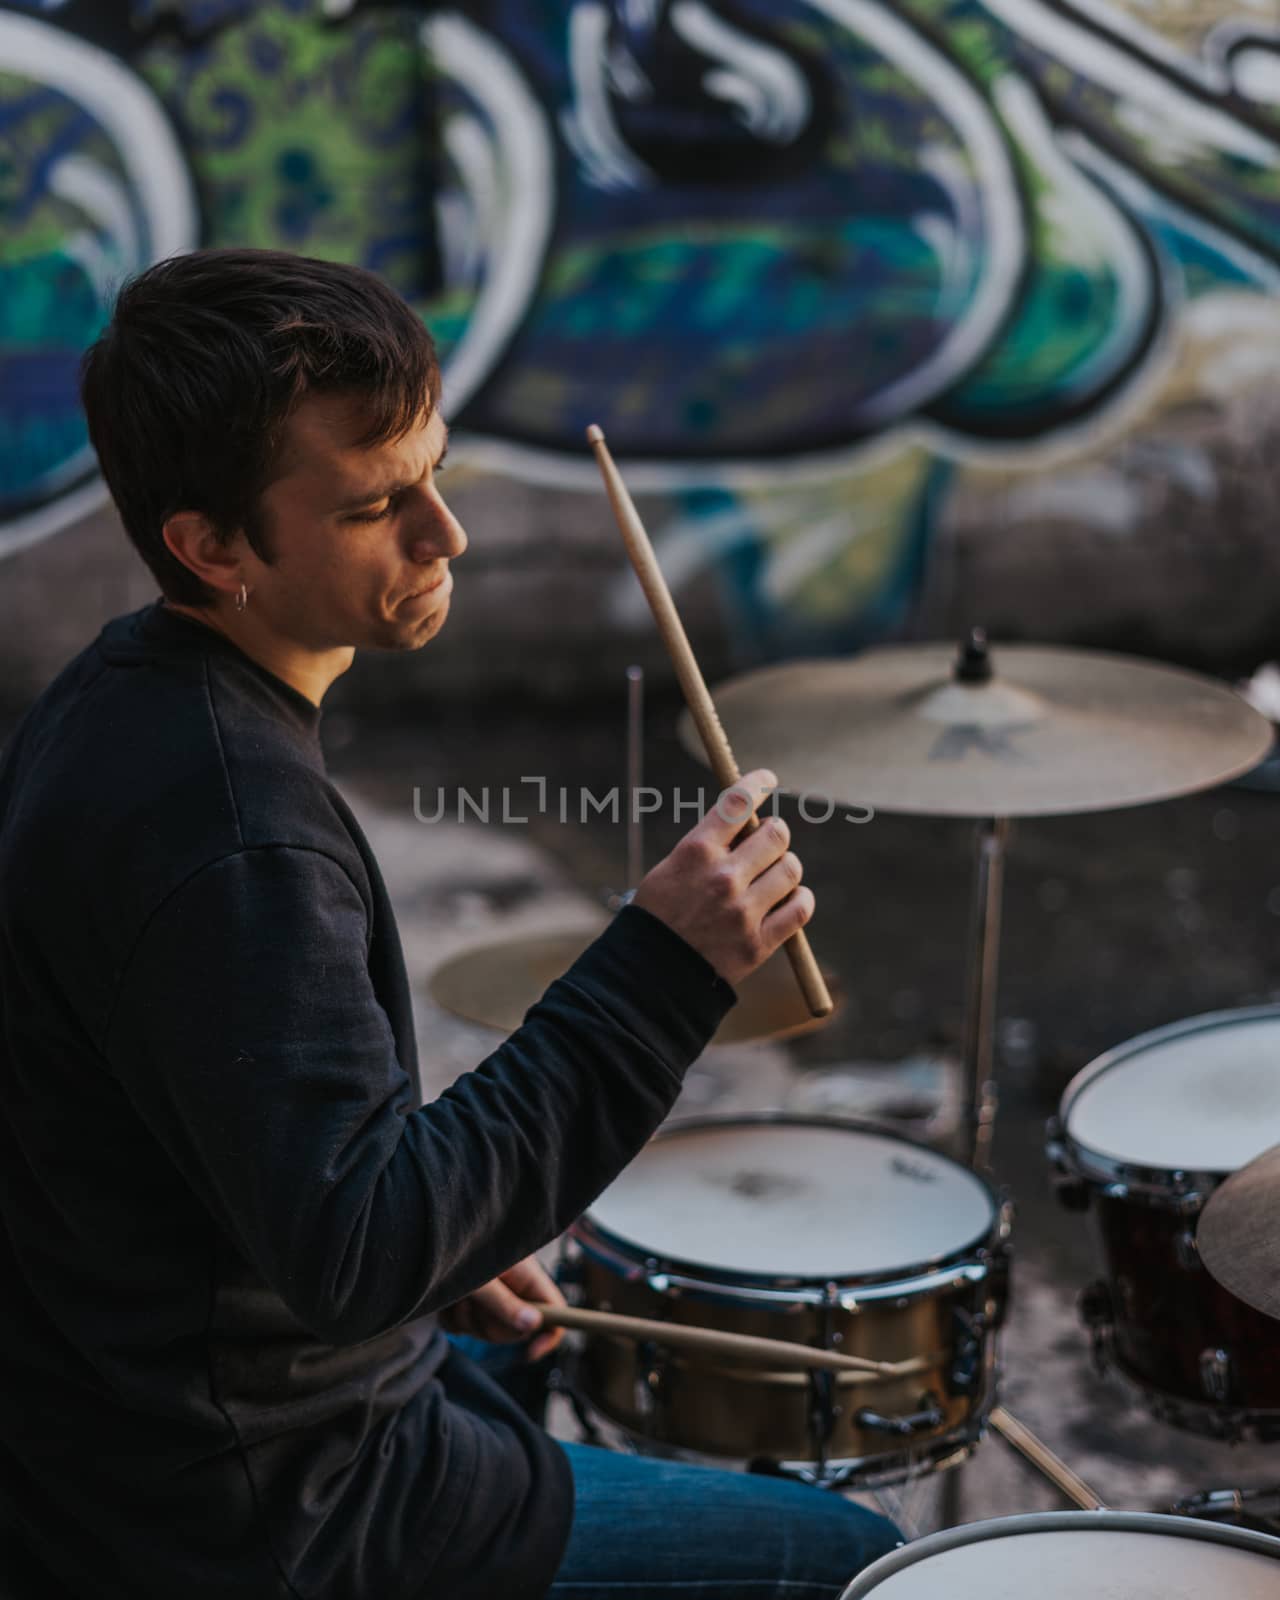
[962,816,1011,1172]
[626,665,645,892]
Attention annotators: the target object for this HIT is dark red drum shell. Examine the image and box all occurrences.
[1095,1195,1280,1408]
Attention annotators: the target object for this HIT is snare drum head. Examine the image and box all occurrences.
[840,1512,1280,1599]
[1064,1008,1280,1175]
[584,1118,995,1280]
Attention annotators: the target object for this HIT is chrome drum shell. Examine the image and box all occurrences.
[568,1116,1011,1480]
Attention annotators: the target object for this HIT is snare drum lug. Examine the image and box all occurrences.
[1168,1174,1206,1214]
[980,1243,1013,1330]
[634,1339,668,1418]
[807,1369,838,1466]
[1174,1227,1201,1272]
[1199,1347,1233,1405]
[855,1393,946,1438]
[949,1307,985,1396]
[1100,1181,1130,1202]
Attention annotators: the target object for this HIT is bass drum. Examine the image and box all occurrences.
[837,1511,1280,1599]
[567,1115,1010,1483]
[1049,1006,1280,1438]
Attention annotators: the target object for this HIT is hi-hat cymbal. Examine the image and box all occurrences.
[428,925,837,1047]
[679,636,1273,819]
[1196,1142,1280,1322]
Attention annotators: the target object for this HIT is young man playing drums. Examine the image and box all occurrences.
[0,250,899,1599]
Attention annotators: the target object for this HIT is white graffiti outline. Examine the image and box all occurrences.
[1066,132,1280,296]
[990,75,1154,402]
[456,0,1027,481]
[453,0,1280,490]
[807,0,1024,428]
[0,12,197,559]
[560,2,656,190]
[981,0,1280,165]
[670,1,812,143]
[423,12,557,419]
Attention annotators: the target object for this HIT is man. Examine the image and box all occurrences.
[0,250,898,1598]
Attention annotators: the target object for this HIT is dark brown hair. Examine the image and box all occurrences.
[81,248,441,606]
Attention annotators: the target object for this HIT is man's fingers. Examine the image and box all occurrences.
[697,768,777,846]
[747,851,804,915]
[468,1279,544,1342]
[732,814,792,883]
[759,884,816,951]
[527,1325,563,1363]
[498,1256,565,1358]
[500,1255,566,1311]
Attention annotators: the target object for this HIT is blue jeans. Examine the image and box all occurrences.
[448,1337,902,1599]
[549,1444,901,1599]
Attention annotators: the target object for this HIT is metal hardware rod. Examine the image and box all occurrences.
[626,665,644,891]
[962,816,1011,1171]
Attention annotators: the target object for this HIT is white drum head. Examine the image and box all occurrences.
[585,1120,995,1279]
[840,1513,1280,1599]
[1065,1009,1280,1174]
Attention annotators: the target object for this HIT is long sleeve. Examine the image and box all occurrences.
[102,844,734,1345]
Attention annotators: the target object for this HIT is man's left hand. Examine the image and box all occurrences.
[439,1255,566,1362]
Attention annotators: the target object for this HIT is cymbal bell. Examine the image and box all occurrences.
[1196,1142,1280,1322]
[428,924,838,1047]
[680,637,1273,819]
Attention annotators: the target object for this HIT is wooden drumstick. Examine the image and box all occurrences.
[586,425,833,1020]
[534,1302,925,1380]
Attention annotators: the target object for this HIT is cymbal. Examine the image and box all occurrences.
[1196,1142,1280,1322]
[428,925,837,1047]
[679,636,1273,818]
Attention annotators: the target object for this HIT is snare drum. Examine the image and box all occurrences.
[567,1116,1010,1482]
[837,1511,1280,1599]
[1049,1006,1280,1438]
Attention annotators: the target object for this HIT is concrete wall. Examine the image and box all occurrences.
[3,0,1280,716]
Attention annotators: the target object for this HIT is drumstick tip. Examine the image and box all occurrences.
[585,423,605,446]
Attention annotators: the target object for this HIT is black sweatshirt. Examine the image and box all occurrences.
[0,602,735,1600]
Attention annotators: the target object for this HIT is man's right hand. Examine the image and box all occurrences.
[631,768,814,990]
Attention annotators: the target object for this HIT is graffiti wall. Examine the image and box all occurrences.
[2,0,1279,681]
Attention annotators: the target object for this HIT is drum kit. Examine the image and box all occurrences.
[427,432,1280,1588]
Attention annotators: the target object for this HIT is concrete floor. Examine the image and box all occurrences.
[328,693,1280,1541]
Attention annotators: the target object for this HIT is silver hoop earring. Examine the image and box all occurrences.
[234,582,247,613]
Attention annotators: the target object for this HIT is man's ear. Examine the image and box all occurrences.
[161,511,243,602]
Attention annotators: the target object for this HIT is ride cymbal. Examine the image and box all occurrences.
[679,635,1272,819]
[1197,1142,1280,1323]
[428,925,837,1047]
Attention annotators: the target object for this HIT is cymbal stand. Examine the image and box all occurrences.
[607,666,647,913]
[961,815,1011,1172]
[627,665,644,892]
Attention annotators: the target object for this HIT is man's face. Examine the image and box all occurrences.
[247,392,467,654]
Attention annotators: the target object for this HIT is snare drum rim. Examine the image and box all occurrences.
[836,1510,1280,1598]
[573,1113,1006,1301]
[1052,1005,1280,1203]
